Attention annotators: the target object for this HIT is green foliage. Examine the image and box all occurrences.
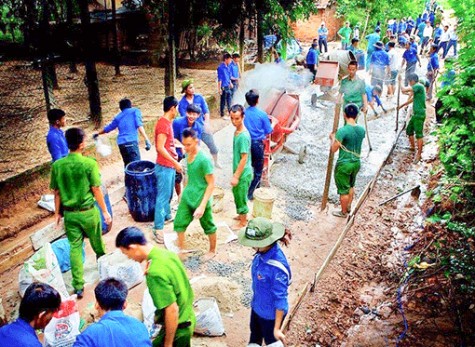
[336,0,425,35]
[437,0,475,216]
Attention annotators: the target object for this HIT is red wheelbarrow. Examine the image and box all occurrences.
[259,89,302,186]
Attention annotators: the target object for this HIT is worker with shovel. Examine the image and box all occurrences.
[329,104,366,217]
[239,217,292,347]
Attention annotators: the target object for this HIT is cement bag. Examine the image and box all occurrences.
[44,296,80,347]
[18,243,69,300]
[51,239,86,273]
[142,287,161,339]
[98,250,143,289]
[194,297,225,336]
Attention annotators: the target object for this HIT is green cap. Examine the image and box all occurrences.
[238,217,285,248]
[181,79,194,93]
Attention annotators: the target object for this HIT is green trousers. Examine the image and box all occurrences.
[64,206,106,290]
[152,325,193,347]
[232,173,252,215]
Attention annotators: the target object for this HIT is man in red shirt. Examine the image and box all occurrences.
[154,96,182,241]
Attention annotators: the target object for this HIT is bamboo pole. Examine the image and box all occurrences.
[363,110,373,151]
[321,103,341,210]
[395,73,401,131]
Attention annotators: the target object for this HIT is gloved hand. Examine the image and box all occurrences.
[145,140,152,151]
[93,133,99,140]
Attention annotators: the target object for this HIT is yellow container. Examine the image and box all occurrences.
[252,188,277,219]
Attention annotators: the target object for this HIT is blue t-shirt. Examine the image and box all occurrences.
[398,22,407,33]
[229,60,239,80]
[427,53,439,71]
[306,48,318,65]
[318,27,328,39]
[172,116,203,159]
[411,42,418,52]
[370,49,390,68]
[417,22,426,37]
[434,27,443,38]
[251,243,291,320]
[73,310,151,347]
[103,107,143,145]
[244,106,273,141]
[177,93,210,126]
[366,33,380,52]
[0,318,41,347]
[46,126,69,162]
[217,62,232,87]
[403,48,419,64]
[365,85,382,107]
[407,19,415,30]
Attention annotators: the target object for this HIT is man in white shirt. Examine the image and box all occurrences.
[438,25,450,58]
[421,21,433,54]
[446,25,458,58]
[386,42,399,98]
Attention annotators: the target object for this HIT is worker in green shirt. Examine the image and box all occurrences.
[338,60,368,114]
[398,73,427,163]
[116,227,195,347]
[329,104,366,218]
[174,128,217,260]
[338,21,353,50]
[229,104,253,230]
[50,128,111,298]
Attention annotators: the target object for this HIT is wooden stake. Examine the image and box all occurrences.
[321,103,341,210]
[281,282,311,332]
[363,110,373,151]
[395,75,401,131]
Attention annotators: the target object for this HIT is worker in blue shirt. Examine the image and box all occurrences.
[398,19,407,35]
[369,41,390,89]
[173,103,204,197]
[401,42,421,86]
[244,89,273,200]
[406,17,415,35]
[230,53,241,93]
[365,85,387,116]
[433,23,443,44]
[238,217,292,346]
[46,108,69,162]
[318,22,328,53]
[217,53,234,120]
[409,36,418,52]
[426,44,440,100]
[365,28,381,70]
[0,283,61,347]
[94,98,151,167]
[305,43,319,80]
[73,278,151,347]
[178,80,221,168]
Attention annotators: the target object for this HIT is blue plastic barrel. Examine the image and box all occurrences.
[125,160,157,222]
[95,183,113,234]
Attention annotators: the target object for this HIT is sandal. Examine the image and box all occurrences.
[332,210,348,218]
[152,229,164,244]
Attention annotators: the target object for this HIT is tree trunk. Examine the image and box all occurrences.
[165,0,176,96]
[66,0,78,73]
[23,0,37,53]
[78,0,102,127]
[362,11,371,38]
[41,0,59,90]
[239,19,245,73]
[256,3,264,64]
[111,0,121,76]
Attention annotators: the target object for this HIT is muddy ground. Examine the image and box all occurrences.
[0,41,451,346]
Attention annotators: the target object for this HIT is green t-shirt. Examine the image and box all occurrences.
[335,124,366,164]
[146,247,195,327]
[182,150,214,208]
[233,130,252,178]
[412,83,426,118]
[50,153,101,209]
[340,76,366,108]
[338,26,352,43]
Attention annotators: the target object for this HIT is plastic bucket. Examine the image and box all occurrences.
[252,188,277,219]
[125,160,157,222]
